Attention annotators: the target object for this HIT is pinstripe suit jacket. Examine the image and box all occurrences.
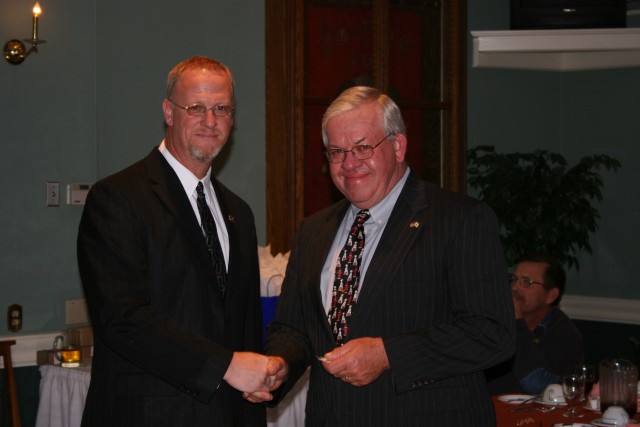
[77,148,265,427]
[266,172,516,427]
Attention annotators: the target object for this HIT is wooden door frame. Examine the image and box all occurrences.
[265,0,467,254]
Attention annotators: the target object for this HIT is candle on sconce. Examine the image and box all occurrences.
[32,2,42,41]
[2,0,46,63]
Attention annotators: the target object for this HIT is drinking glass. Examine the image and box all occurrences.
[562,373,585,418]
[576,364,596,402]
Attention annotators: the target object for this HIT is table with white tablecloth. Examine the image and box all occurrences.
[35,365,90,427]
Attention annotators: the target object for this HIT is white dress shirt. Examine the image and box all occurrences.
[158,141,229,268]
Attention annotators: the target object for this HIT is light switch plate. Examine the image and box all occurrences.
[46,182,60,206]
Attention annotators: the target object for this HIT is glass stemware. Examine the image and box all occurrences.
[576,364,596,403]
[562,373,585,418]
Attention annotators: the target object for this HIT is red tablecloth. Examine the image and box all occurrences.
[494,395,601,427]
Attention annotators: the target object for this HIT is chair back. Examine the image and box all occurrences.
[0,340,21,427]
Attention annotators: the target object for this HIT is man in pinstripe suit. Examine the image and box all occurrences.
[249,86,516,426]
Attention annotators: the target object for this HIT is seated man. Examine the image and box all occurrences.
[486,253,584,395]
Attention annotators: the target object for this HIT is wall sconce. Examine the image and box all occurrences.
[3,2,46,65]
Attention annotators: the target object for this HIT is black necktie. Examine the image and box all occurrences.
[196,182,227,297]
[327,209,370,345]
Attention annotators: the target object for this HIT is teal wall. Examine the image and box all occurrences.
[0,0,266,334]
[1,0,638,338]
[468,1,640,300]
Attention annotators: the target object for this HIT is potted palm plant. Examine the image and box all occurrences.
[467,145,621,270]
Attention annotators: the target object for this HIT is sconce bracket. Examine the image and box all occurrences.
[3,38,46,65]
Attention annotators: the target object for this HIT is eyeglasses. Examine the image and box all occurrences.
[508,274,545,288]
[325,134,394,164]
[168,99,234,118]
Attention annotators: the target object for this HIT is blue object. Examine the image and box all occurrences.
[261,296,279,345]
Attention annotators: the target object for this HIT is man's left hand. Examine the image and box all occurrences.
[320,337,390,386]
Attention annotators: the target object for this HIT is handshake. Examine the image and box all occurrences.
[222,352,288,403]
[223,337,390,403]
[225,336,390,404]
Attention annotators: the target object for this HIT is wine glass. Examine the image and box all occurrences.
[576,364,596,403]
[562,373,585,418]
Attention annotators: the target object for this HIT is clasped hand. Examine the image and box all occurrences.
[224,352,287,402]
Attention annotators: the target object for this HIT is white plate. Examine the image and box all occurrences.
[534,396,568,406]
[590,419,619,427]
[497,394,535,404]
[591,417,640,426]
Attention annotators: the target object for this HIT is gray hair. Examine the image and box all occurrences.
[321,86,406,146]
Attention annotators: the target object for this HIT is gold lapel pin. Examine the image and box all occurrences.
[228,215,235,222]
[409,221,420,228]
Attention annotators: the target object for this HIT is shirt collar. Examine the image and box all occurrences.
[539,306,558,329]
[158,140,212,195]
[349,167,410,225]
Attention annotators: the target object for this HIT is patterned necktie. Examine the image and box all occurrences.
[327,209,370,345]
[196,181,227,297]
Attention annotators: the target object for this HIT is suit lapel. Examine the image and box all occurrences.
[143,149,220,285]
[348,174,430,338]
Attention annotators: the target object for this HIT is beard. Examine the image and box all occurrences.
[189,141,222,163]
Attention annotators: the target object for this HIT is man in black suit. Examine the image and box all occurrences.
[247,86,516,426]
[77,56,284,426]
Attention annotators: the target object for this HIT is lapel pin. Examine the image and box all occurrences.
[409,221,420,229]
[228,215,235,222]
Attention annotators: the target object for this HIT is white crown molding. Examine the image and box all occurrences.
[561,295,640,325]
[471,28,640,71]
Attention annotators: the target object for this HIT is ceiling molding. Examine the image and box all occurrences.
[471,28,640,71]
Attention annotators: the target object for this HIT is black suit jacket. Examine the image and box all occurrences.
[266,172,516,427]
[77,148,264,427]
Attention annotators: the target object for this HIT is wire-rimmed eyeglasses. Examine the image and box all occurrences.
[168,99,235,118]
[325,133,394,164]
[508,274,545,288]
